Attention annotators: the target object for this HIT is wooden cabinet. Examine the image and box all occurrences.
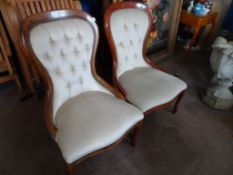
[180,10,217,51]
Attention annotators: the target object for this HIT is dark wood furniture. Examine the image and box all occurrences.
[20,9,142,175]
[0,0,82,95]
[0,18,21,88]
[180,10,218,51]
[104,2,186,116]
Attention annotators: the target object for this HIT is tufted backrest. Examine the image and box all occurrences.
[23,11,110,122]
[0,0,82,96]
[105,2,151,78]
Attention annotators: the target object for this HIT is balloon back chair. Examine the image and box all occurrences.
[104,2,187,115]
[20,10,143,175]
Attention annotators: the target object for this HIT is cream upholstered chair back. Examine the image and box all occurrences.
[105,2,151,78]
[0,0,82,95]
[22,10,110,122]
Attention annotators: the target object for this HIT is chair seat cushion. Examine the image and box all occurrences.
[55,91,143,163]
[119,67,187,112]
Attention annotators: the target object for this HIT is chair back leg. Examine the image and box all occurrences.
[173,91,185,114]
[67,163,76,175]
[131,121,143,147]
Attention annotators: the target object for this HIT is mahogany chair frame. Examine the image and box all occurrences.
[20,10,142,175]
[104,2,186,116]
[0,0,82,95]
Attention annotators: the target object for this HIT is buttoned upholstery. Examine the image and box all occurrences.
[27,12,144,166]
[55,91,143,163]
[105,2,187,113]
[119,67,187,112]
[110,8,150,77]
[30,18,110,121]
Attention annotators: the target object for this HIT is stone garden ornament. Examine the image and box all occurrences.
[203,36,233,109]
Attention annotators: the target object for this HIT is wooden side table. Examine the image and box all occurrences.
[180,10,218,51]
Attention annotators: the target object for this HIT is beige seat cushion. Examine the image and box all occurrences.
[119,67,187,112]
[55,91,143,163]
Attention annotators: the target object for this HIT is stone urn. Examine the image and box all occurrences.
[203,36,233,109]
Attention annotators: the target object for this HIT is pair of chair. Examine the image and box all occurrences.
[20,2,187,175]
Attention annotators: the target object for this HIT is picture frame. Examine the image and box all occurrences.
[144,0,184,61]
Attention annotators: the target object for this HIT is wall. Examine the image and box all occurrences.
[222,0,233,32]
[201,0,232,47]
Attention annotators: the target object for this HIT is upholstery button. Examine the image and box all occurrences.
[64,35,70,43]
[119,42,125,49]
[66,81,72,89]
[60,50,65,58]
[130,39,133,46]
[85,44,91,52]
[124,24,128,31]
[134,23,138,30]
[134,54,138,59]
[70,64,76,73]
[79,77,83,86]
[82,61,87,70]
[44,52,51,61]
[54,67,62,76]
[49,37,56,46]
[74,47,80,56]
[77,33,83,42]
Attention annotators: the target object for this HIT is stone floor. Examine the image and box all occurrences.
[0,47,233,175]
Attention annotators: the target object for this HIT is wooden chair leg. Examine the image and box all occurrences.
[66,163,76,175]
[173,91,185,114]
[131,122,142,147]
